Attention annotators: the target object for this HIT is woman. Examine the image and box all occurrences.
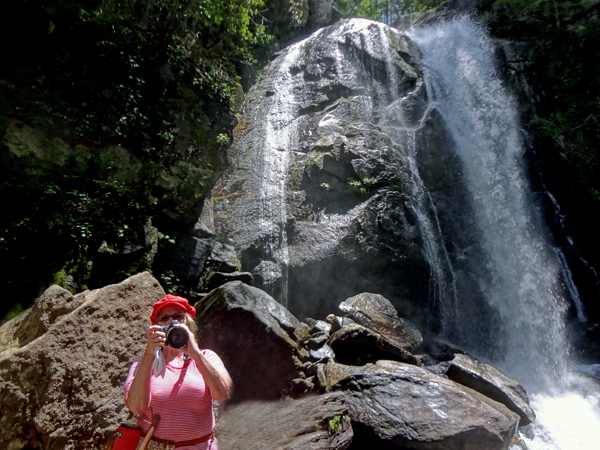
[125,294,232,450]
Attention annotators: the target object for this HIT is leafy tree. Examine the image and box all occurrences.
[333,0,443,23]
[0,0,270,316]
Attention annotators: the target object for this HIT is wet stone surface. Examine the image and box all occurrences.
[204,19,445,323]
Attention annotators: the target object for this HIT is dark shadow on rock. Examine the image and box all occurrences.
[346,422,399,450]
[286,254,429,332]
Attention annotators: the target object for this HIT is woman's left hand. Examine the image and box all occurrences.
[173,322,200,356]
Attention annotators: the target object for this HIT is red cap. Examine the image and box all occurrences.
[150,294,196,324]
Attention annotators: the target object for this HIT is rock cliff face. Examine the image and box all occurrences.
[203,19,456,324]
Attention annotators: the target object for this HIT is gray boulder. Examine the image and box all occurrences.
[201,271,253,291]
[194,281,310,400]
[309,343,336,363]
[339,292,423,352]
[0,272,165,450]
[324,360,520,450]
[304,319,335,364]
[0,285,87,351]
[328,323,421,366]
[216,392,352,449]
[164,233,241,289]
[193,197,216,237]
[307,318,332,336]
[423,360,452,376]
[445,353,536,426]
[308,332,329,349]
[307,0,336,27]
[163,233,211,284]
[207,240,241,273]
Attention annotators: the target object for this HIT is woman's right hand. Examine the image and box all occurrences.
[145,325,166,355]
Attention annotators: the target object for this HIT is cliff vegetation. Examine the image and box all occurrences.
[0,0,273,317]
[484,0,600,271]
[2,0,599,320]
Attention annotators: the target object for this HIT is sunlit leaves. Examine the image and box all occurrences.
[333,0,443,24]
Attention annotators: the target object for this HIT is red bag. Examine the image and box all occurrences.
[112,424,142,450]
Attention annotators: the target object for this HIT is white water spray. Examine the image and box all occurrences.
[408,16,600,449]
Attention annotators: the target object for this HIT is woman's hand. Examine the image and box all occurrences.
[126,326,164,415]
[145,325,166,355]
[172,322,200,355]
[172,323,232,401]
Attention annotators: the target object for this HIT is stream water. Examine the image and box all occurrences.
[408,16,600,449]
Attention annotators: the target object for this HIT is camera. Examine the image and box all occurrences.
[160,320,189,349]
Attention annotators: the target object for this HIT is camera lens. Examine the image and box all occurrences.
[166,328,188,348]
[165,321,188,349]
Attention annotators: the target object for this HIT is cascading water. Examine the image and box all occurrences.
[252,43,301,307]
[403,134,460,335]
[410,14,569,388]
[379,101,460,336]
[408,16,600,449]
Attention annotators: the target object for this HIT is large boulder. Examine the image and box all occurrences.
[216,392,352,449]
[445,353,536,426]
[324,360,520,450]
[194,281,310,400]
[202,271,253,292]
[328,323,421,366]
[338,292,423,351]
[0,272,165,450]
[0,285,87,351]
[161,233,241,291]
[205,19,437,322]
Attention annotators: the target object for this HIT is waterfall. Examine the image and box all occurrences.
[403,134,459,335]
[408,16,600,449]
[379,101,460,336]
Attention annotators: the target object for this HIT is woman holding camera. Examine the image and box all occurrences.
[124,294,232,449]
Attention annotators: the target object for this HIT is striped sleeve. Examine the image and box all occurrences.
[202,349,230,380]
[123,355,143,401]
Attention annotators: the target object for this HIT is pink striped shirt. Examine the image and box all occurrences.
[124,350,226,450]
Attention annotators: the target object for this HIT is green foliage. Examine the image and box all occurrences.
[289,170,303,190]
[158,268,201,298]
[0,0,274,314]
[334,0,444,23]
[296,203,315,220]
[490,0,600,161]
[347,177,378,195]
[216,133,231,146]
[485,0,600,247]
[2,303,23,322]
[52,269,69,289]
[159,269,181,293]
[1,0,268,157]
[327,414,346,434]
[158,232,177,248]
